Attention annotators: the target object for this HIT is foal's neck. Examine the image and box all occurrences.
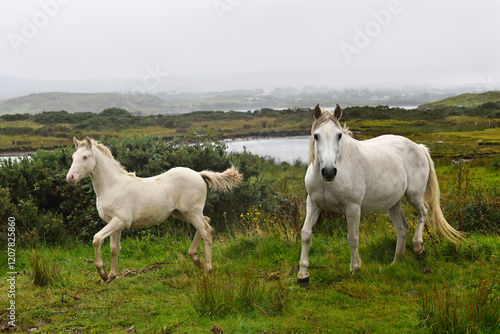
[89,149,125,195]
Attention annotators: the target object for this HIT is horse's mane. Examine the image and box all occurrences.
[309,108,352,164]
[77,138,136,177]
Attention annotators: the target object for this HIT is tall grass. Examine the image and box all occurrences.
[30,249,59,287]
[189,264,290,319]
[419,270,500,333]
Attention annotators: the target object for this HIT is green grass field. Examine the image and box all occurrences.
[3,224,499,333]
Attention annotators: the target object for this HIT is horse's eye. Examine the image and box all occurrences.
[314,134,319,140]
[337,133,343,140]
[83,156,88,160]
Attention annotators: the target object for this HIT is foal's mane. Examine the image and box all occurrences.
[77,138,136,177]
[309,107,352,164]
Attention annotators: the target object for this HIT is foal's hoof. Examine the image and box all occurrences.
[297,277,309,287]
[105,276,116,284]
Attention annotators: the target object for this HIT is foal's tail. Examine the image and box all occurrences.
[420,145,465,244]
[200,166,243,192]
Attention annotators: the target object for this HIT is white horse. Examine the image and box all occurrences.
[297,105,464,286]
[66,137,242,282]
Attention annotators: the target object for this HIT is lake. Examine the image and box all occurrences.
[0,137,311,164]
[226,136,309,165]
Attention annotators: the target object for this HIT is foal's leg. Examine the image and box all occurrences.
[93,217,127,282]
[187,217,211,268]
[108,230,122,282]
[387,201,409,264]
[188,231,203,268]
[345,205,362,273]
[297,195,320,286]
[185,213,214,273]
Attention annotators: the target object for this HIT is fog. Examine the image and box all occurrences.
[1,0,499,92]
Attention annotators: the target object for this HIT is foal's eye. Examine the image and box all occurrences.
[337,133,343,140]
[313,134,319,140]
[83,156,88,160]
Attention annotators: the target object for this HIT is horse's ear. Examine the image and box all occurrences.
[313,104,322,119]
[73,137,80,148]
[334,104,342,120]
[85,136,93,149]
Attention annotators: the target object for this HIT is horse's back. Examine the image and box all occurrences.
[356,135,429,212]
[155,167,208,209]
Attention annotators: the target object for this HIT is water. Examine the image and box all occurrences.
[226,136,309,164]
[0,138,310,164]
[0,155,29,162]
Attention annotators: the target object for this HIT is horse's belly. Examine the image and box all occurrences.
[359,185,406,214]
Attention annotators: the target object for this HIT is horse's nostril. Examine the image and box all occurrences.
[321,167,337,181]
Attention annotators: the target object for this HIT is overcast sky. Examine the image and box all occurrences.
[0,0,499,90]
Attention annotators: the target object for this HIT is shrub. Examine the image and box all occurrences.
[0,133,278,244]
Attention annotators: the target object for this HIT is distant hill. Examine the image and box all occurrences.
[418,91,500,109]
[0,92,178,115]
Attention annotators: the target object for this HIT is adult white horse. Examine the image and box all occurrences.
[66,137,242,282]
[297,105,464,286]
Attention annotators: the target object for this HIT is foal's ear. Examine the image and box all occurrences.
[334,104,342,120]
[85,136,93,149]
[73,137,80,148]
[313,104,322,119]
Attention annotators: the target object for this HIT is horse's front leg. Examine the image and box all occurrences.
[345,205,361,273]
[107,230,122,283]
[93,217,127,282]
[297,195,320,287]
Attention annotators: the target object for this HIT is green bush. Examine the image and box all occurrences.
[1,133,277,244]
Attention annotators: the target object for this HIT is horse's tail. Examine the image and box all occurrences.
[199,166,243,192]
[420,145,465,244]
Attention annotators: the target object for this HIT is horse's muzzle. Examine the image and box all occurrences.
[66,173,78,185]
[321,167,337,182]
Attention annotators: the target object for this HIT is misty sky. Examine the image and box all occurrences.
[1,0,499,89]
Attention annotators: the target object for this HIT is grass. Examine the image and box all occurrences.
[2,220,499,333]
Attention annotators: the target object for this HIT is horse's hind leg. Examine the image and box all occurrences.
[409,199,429,256]
[187,216,211,269]
[387,201,409,264]
[186,214,214,272]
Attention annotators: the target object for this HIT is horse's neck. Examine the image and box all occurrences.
[89,149,125,195]
[336,135,358,166]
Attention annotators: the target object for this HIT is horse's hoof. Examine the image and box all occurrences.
[297,277,309,287]
[415,249,427,258]
[105,276,116,284]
